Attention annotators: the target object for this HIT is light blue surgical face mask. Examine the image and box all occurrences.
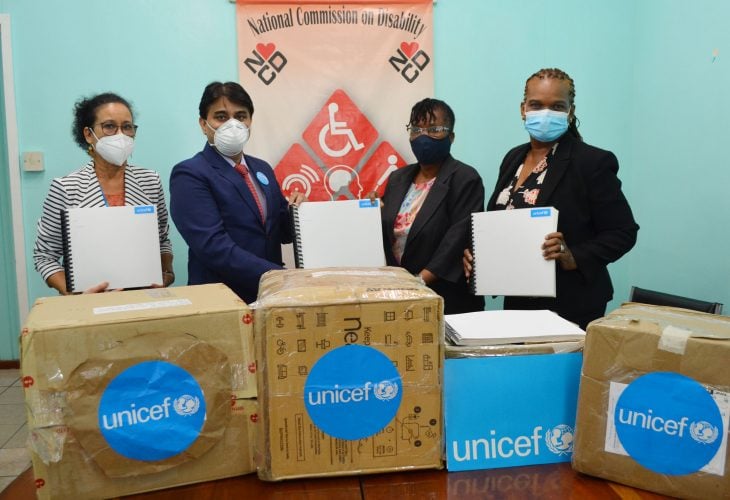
[524,109,569,142]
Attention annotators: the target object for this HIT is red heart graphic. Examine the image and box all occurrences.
[22,376,34,388]
[35,478,46,489]
[256,43,276,60]
[400,42,419,58]
[248,362,257,373]
[242,313,253,324]
[250,413,259,423]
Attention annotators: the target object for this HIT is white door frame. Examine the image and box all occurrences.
[0,14,29,321]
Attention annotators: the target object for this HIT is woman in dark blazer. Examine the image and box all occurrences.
[382,98,485,314]
[483,68,639,329]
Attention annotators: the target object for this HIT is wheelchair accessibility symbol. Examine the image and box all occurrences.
[318,102,365,158]
[275,89,406,201]
[301,89,378,169]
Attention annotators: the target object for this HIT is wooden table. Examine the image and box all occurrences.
[1,463,674,499]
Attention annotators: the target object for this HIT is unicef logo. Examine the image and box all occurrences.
[98,361,206,461]
[544,424,574,455]
[614,372,724,475]
[374,380,399,401]
[304,344,402,440]
[174,395,201,416]
[690,421,719,445]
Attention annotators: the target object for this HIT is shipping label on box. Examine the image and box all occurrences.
[444,353,582,471]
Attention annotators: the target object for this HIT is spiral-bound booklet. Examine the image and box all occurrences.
[290,199,385,268]
[470,207,559,297]
[61,205,162,292]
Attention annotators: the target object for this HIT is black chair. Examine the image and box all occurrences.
[629,286,723,315]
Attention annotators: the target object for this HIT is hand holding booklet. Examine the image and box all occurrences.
[445,309,585,346]
[470,207,559,297]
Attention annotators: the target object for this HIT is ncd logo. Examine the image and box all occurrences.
[304,344,402,440]
[614,372,724,475]
[98,361,206,461]
[451,424,574,462]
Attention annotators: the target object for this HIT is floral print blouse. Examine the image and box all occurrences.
[392,178,435,263]
[495,143,558,209]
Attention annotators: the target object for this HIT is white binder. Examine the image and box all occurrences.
[290,199,386,268]
[470,207,559,297]
[62,205,162,292]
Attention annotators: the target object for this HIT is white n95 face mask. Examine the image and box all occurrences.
[208,119,250,157]
[92,132,135,167]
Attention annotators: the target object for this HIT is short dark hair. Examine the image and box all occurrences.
[409,98,455,132]
[199,81,254,119]
[72,93,133,150]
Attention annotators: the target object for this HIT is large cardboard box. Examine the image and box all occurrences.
[21,284,258,499]
[444,342,583,471]
[254,267,443,480]
[572,303,730,499]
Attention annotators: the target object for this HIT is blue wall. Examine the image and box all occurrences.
[0,0,727,356]
[0,33,21,359]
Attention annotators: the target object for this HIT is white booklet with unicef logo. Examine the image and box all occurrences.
[61,205,162,292]
[445,310,584,346]
[290,199,385,268]
[470,207,559,297]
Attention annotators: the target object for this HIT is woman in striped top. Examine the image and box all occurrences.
[32,92,173,294]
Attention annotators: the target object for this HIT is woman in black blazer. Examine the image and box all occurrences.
[382,98,485,314]
[480,68,639,329]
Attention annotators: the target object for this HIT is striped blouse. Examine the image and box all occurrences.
[32,161,173,282]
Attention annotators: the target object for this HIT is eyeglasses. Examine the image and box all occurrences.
[407,125,451,138]
[94,121,138,137]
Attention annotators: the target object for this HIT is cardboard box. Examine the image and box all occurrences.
[253,267,443,480]
[444,348,583,471]
[572,303,730,499]
[21,285,258,499]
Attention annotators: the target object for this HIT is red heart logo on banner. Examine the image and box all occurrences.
[256,43,276,60]
[400,42,419,58]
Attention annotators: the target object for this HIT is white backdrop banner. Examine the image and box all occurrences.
[237,1,434,201]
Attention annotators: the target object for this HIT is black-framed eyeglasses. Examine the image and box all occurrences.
[406,125,451,138]
[94,121,138,137]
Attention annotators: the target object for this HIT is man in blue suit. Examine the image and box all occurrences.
[170,82,304,303]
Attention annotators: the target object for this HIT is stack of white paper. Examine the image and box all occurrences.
[445,309,585,346]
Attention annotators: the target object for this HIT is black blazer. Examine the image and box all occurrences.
[382,155,485,314]
[487,133,639,327]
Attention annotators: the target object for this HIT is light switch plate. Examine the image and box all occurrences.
[22,151,44,172]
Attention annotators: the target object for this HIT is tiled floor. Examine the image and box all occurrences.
[0,369,30,494]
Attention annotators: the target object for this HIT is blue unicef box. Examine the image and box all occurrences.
[444,351,583,471]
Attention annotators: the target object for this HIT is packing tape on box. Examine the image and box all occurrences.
[658,325,692,355]
[612,304,730,340]
[63,331,232,478]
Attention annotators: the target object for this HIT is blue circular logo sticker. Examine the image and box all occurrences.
[304,345,402,440]
[98,361,206,461]
[615,372,723,475]
[256,171,269,185]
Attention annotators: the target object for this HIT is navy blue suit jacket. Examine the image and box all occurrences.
[170,144,292,303]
